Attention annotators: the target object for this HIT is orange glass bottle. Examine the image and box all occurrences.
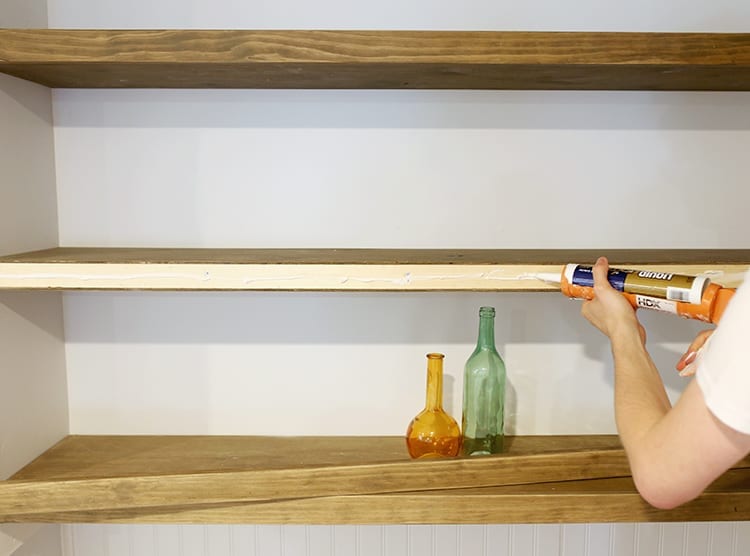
[406,353,461,458]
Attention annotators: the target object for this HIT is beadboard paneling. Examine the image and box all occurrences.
[63,524,750,556]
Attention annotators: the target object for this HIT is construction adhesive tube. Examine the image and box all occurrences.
[563,264,709,304]
[536,264,736,324]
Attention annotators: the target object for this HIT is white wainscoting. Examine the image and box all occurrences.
[63,523,750,556]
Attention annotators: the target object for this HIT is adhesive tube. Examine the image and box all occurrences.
[537,265,736,324]
[563,264,709,304]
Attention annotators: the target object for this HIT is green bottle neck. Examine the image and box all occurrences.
[475,314,496,351]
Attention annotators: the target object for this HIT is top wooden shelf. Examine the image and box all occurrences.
[1,29,749,90]
[0,247,747,291]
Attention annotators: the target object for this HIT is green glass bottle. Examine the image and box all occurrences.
[462,306,506,456]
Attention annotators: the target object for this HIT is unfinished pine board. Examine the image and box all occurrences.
[1,435,631,521]
[0,30,749,90]
[0,247,747,291]
[3,436,750,524]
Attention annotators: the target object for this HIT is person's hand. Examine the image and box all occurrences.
[676,329,714,377]
[580,257,645,344]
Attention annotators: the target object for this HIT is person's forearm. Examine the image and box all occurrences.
[578,257,750,509]
[608,327,750,509]
[610,328,671,455]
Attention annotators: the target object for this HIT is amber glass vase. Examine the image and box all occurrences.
[405,353,461,459]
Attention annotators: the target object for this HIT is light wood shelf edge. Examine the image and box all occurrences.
[0,248,746,291]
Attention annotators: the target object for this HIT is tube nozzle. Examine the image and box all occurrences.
[533,272,563,285]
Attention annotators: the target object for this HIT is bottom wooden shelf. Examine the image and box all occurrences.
[3,435,750,524]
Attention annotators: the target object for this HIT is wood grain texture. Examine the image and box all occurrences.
[4,247,750,266]
[10,435,623,480]
[0,435,631,520]
[0,30,749,90]
[17,489,750,524]
[0,248,746,291]
[3,435,750,523]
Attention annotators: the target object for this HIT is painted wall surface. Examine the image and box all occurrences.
[0,2,66,555]
[0,16,63,482]
[40,0,750,554]
[0,1,47,28]
[47,0,750,31]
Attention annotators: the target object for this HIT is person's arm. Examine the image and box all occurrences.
[581,257,750,509]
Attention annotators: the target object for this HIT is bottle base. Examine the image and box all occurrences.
[461,435,504,456]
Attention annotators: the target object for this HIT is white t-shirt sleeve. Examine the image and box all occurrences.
[696,270,750,435]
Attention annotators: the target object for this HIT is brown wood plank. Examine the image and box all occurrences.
[5,436,750,523]
[0,436,632,519]
[8,470,750,524]
[0,30,749,90]
[3,247,750,266]
[9,434,623,480]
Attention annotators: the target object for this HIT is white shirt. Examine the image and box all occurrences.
[696,269,750,435]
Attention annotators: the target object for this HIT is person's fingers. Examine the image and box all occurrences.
[676,350,697,372]
[591,257,609,292]
[679,362,697,377]
[687,329,714,353]
[676,329,716,377]
[676,330,715,372]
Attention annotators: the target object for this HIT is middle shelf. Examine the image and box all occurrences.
[0,247,747,291]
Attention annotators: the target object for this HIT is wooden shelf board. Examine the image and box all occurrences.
[0,247,747,291]
[0,30,749,90]
[46,472,750,524]
[9,435,623,481]
[3,435,750,524]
